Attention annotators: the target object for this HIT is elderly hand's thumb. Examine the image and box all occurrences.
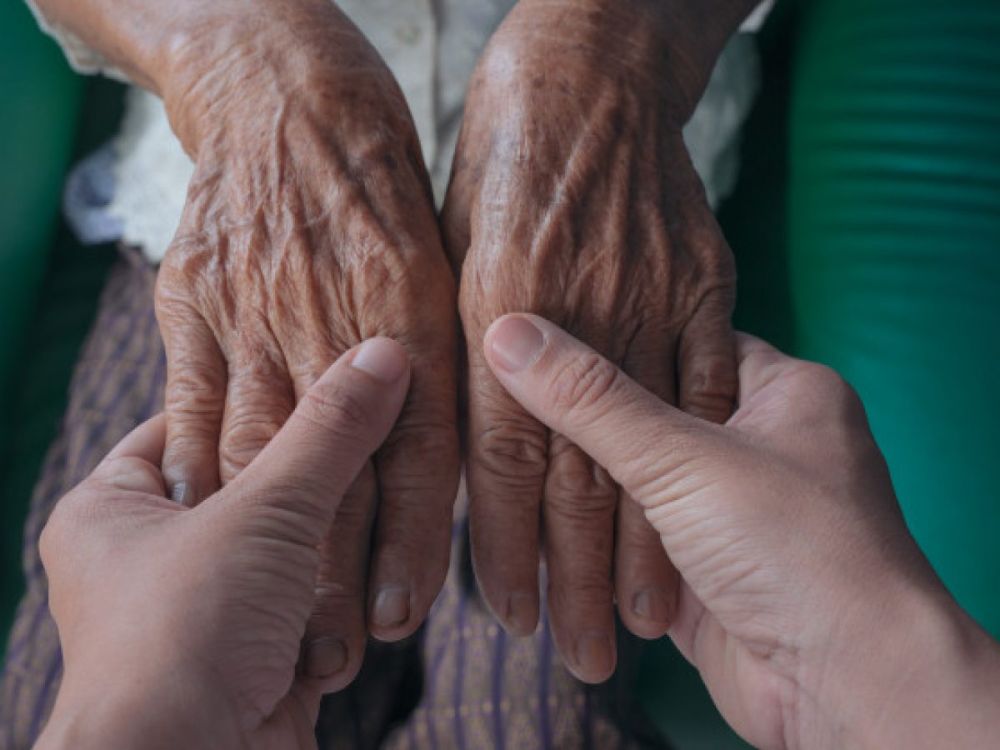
[226,338,410,543]
[483,314,722,506]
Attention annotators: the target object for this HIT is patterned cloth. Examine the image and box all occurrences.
[0,248,669,750]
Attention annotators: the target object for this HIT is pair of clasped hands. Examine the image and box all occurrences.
[30,0,1000,745]
[36,316,1000,749]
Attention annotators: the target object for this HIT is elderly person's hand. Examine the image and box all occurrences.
[151,2,459,675]
[443,0,748,681]
[483,314,1000,749]
[34,339,411,750]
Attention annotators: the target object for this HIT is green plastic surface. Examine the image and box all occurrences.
[0,4,122,656]
[0,1,83,398]
[789,0,1000,634]
[0,0,81,649]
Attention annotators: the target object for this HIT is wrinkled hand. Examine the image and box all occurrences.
[154,4,459,681]
[36,340,411,750]
[442,0,737,681]
[483,315,1000,750]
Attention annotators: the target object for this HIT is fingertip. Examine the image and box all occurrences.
[300,636,365,694]
[103,414,167,464]
[502,590,540,636]
[162,458,219,507]
[622,586,676,640]
[570,630,617,684]
[370,585,413,636]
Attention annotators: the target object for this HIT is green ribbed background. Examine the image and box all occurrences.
[790,0,1000,634]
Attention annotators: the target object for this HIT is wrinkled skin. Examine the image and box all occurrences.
[443,0,738,682]
[154,6,459,684]
[484,316,1000,750]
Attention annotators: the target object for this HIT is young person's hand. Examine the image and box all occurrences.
[35,339,411,750]
[484,314,1000,749]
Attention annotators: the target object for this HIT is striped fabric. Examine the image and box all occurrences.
[0,248,668,750]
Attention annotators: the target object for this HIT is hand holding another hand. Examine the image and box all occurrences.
[35,321,1000,750]
[36,340,412,750]
[483,314,1000,750]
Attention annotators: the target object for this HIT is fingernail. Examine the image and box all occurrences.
[304,637,348,678]
[373,586,410,629]
[632,588,671,624]
[505,591,538,636]
[575,631,615,681]
[351,338,408,384]
[488,316,545,373]
[171,482,191,506]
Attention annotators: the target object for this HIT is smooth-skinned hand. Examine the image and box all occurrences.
[153,1,459,677]
[483,314,1000,750]
[442,0,737,681]
[35,339,412,750]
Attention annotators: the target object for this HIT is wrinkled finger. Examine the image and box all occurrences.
[156,298,227,506]
[482,314,726,507]
[677,288,737,424]
[467,345,547,636]
[301,461,377,692]
[615,493,678,639]
[369,346,459,641]
[543,434,617,683]
[219,347,296,484]
[616,336,680,639]
[229,338,410,549]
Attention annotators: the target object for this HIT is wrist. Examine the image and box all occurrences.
[499,0,751,123]
[157,0,360,155]
[37,653,243,750]
[799,578,1000,749]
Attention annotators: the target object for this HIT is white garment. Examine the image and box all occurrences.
[29,0,771,262]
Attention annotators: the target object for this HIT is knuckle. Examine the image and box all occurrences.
[546,448,617,515]
[548,353,621,417]
[793,363,860,411]
[221,391,287,472]
[549,572,613,609]
[220,427,273,475]
[379,414,459,474]
[166,363,225,409]
[546,491,616,526]
[785,363,869,443]
[474,419,547,484]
